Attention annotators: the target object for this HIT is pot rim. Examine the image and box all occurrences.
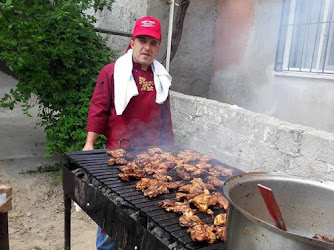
[223,171,334,248]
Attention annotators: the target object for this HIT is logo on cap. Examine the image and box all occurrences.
[141,20,156,28]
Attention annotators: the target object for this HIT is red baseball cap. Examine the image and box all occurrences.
[132,16,162,42]
[124,16,162,53]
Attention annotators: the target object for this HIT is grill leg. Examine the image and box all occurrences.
[64,194,71,250]
[0,212,9,250]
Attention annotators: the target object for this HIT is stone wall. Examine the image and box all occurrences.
[170,91,334,182]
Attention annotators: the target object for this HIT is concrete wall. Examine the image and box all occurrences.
[171,91,334,182]
[91,0,148,53]
[148,0,218,97]
[209,0,334,133]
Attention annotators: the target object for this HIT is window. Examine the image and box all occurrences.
[275,0,334,74]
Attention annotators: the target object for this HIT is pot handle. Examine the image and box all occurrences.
[118,138,134,149]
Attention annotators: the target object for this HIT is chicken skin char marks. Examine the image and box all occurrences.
[189,190,217,215]
[214,213,227,226]
[158,199,196,214]
[106,149,133,159]
[187,223,217,244]
[213,192,230,211]
[206,176,224,188]
[179,210,202,227]
[143,180,169,198]
[208,165,234,177]
[179,178,215,193]
[108,158,128,166]
[148,147,164,155]
[213,226,227,241]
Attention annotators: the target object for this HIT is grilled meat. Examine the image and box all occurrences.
[179,178,214,194]
[213,226,227,241]
[207,176,224,188]
[179,210,202,227]
[167,181,184,190]
[189,189,217,215]
[213,192,229,211]
[143,180,169,198]
[175,168,191,180]
[177,150,203,163]
[153,173,172,182]
[148,147,164,155]
[109,158,128,166]
[106,149,133,159]
[135,178,154,191]
[214,213,227,226]
[108,158,116,166]
[208,165,234,177]
[158,199,195,214]
[187,222,217,244]
[313,234,334,243]
[118,172,146,181]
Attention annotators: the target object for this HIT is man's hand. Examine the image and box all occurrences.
[83,144,94,151]
[83,132,99,151]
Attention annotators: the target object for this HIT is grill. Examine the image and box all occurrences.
[62,146,243,250]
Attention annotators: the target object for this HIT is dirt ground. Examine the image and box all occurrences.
[0,166,97,250]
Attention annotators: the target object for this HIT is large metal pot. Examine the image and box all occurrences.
[223,172,334,250]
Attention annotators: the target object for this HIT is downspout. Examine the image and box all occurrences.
[166,0,175,73]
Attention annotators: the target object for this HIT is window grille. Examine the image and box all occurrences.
[275,0,334,74]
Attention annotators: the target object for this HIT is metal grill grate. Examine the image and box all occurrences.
[65,147,243,250]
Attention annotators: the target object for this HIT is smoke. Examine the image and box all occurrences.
[209,0,334,133]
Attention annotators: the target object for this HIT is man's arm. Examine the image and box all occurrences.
[83,131,99,150]
[84,64,114,150]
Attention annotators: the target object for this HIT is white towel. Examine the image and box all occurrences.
[114,49,172,115]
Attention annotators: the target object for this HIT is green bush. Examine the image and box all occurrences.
[0,0,116,156]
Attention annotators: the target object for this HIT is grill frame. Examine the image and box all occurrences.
[63,147,243,250]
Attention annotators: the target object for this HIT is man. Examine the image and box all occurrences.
[83,16,174,249]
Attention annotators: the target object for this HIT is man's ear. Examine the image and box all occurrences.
[130,40,135,48]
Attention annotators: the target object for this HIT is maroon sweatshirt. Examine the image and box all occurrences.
[87,61,174,149]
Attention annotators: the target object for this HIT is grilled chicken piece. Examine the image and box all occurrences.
[199,155,212,163]
[167,181,184,190]
[208,165,234,177]
[106,149,133,159]
[313,234,334,243]
[187,222,217,244]
[118,172,146,181]
[143,180,169,198]
[179,178,214,193]
[108,158,116,166]
[207,176,224,188]
[175,192,189,201]
[148,147,164,155]
[158,200,195,214]
[177,150,203,163]
[115,158,128,165]
[179,210,202,227]
[196,161,212,170]
[175,168,191,180]
[153,173,172,182]
[214,226,227,241]
[214,213,227,226]
[213,192,229,211]
[135,178,153,191]
[181,164,207,176]
[109,158,128,166]
[189,190,217,215]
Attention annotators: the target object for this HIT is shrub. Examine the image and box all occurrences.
[0,0,115,156]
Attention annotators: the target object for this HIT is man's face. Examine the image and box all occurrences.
[131,36,160,70]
